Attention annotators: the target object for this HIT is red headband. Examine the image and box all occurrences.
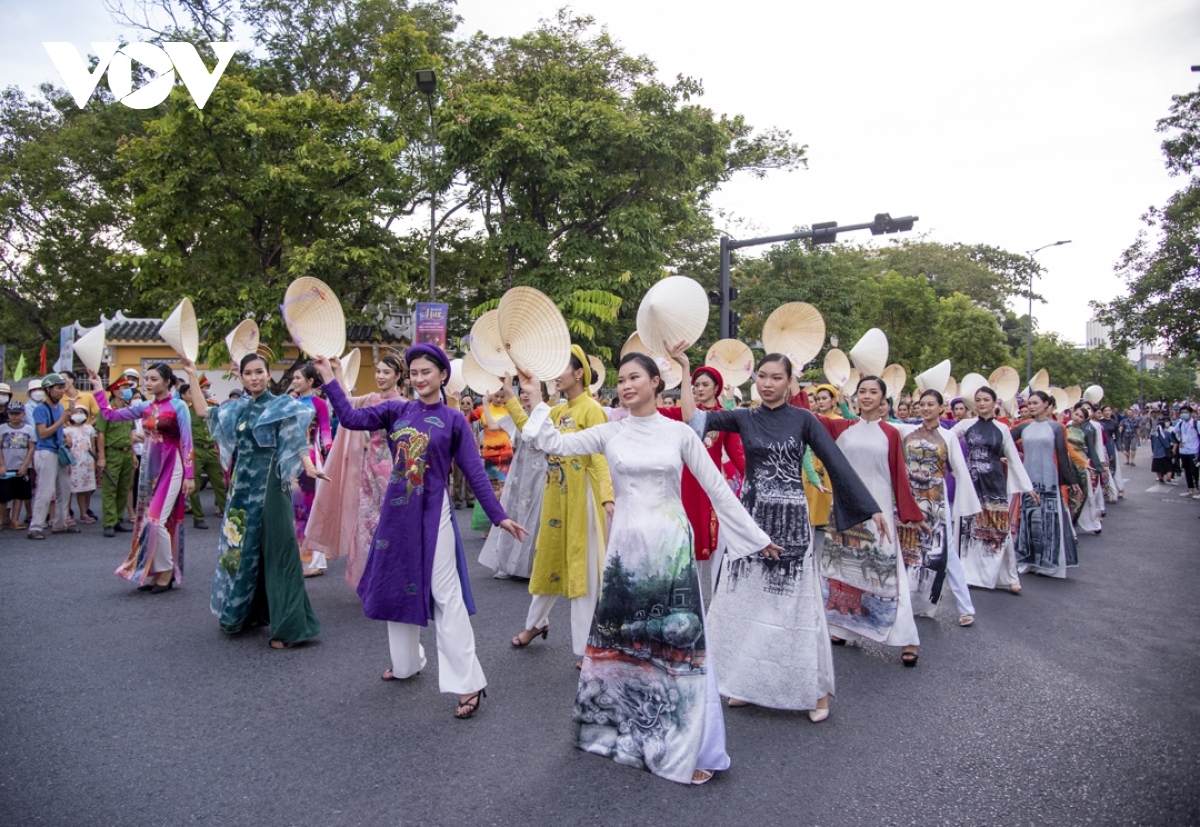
[691,366,723,389]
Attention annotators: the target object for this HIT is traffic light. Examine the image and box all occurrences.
[812,221,838,245]
[871,213,915,235]
[729,311,741,339]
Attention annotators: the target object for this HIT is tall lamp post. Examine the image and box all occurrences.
[1025,240,1072,384]
[415,69,438,300]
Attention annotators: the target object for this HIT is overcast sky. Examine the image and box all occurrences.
[5,0,1198,344]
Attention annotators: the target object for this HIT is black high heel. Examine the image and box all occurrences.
[150,581,174,594]
[511,626,549,648]
[455,688,486,719]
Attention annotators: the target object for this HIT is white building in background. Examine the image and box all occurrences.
[1085,317,1164,368]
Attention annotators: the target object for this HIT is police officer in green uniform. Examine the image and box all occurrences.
[183,375,226,529]
[97,378,136,538]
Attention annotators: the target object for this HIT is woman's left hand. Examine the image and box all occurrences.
[499,519,529,542]
[760,542,785,560]
[86,369,103,392]
[604,501,615,519]
[871,512,892,543]
[182,479,195,498]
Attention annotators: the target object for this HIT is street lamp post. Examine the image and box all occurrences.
[1025,240,1072,384]
[415,69,438,301]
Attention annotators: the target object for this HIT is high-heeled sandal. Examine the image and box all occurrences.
[511,626,549,647]
[455,688,486,719]
[691,770,714,785]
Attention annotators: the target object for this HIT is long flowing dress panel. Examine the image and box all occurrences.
[692,405,881,710]
[523,407,771,785]
[295,394,331,560]
[324,382,507,626]
[894,424,981,617]
[510,394,614,599]
[1066,424,1103,533]
[208,392,321,644]
[305,391,397,588]
[1011,420,1079,578]
[660,405,745,561]
[478,413,545,578]
[821,419,925,646]
[950,418,1033,589]
[97,392,194,585]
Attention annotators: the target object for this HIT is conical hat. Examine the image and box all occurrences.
[341,348,361,390]
[944,376,959,398]
[470,310,515,376]
[706,339,754,387]
[446,359,467,396]
[881,363,907,403]
[1083,384,1104,405]
[160,298,199,361]
[224,320,260,365]
[1065,385,1082,406]
[588,356,606,393]
[497,287,571,381]
[461,351,502,395]
[636,276,709,352]
[988,366,1021,402]
[74,324,105,374]
[282,278,345,358]
[1050,387,1071,411]
[960,373,988,412]
[915,360,952,394]
[1030,368,1050,394]
[623,332,683,391]
[750,382,761,403]
[823,348,852,387]
[762,302,825,370]
[842,368,862,400]
[849,328,889,378]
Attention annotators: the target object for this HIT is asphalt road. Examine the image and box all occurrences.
[2,461,1198,827]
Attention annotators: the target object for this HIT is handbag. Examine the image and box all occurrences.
[58,442,76,467]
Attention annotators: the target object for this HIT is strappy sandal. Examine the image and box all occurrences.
[381,668,419,681]
[901,650,919,667]
[455,688,486,719]
[511,625,549,648]
[691,770,714,785]
[959,614,975,627]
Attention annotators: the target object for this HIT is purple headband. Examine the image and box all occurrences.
[950,397,964,408]
[405,343,451,386]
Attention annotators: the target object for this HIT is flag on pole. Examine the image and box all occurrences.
[39,342,47,375]
[14,354,26,382]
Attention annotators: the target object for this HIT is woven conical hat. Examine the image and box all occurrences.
[762,302,825,369]
[224,320,260,365]
[282,278,345,358]
[850,328,889,378]
[706,339,755,387]
[823,348,852,387]
[988,366,1021,402]
[341,348,362,390]
[623,332,682,391]
[960,373,988,412]
[1083,384,1104,405]
[160,298,199,361]
[636,276,709,352]
[750,382,761,403]
[470,310,515,376]
[74,324,105,374]
[1065,385,1082,406]
[945,376,959,398]
[1050,387,1071,411]
[461,351,503,395]
[915,360,952,394]
[446,359,467,396]
[842,368,862,400]
[497,287,571,381]
[1030,368,1050,394]
[588,356,606,393]
[881,363,907,403]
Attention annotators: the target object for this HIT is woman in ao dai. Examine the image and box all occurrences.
[1011,391,1081,579]
[517,354,779,786]
[690,355,884,718]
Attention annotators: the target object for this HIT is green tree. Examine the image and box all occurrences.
[1098,83,1200,357]
[1144,356,1199,403]
[858,271,939,372]
[439,11,805,359]
[1084,345,1140,408]
[923,293,1012,378]
[1029,332,1090,388]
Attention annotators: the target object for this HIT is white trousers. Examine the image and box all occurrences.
[944,540,976,616]
[30,450,71,532]
[387,494,486,695]
[150,459,184,574]
[525,495,602,657]
[306,550,328,570]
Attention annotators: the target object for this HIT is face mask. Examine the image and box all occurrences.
[1183,413,1192,421]
[121,389,133,401]
[30,390,46,402]
[0,395,8,405]
[70,414,87,424]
